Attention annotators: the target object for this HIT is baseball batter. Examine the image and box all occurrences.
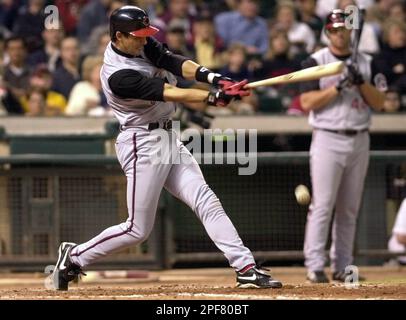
[300,10,386,283]
[51,6,282,291]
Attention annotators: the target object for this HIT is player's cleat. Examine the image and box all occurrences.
[332,270,366,282]
[306,270,330,283]
[52,242,85,291]
[236,266,282,289]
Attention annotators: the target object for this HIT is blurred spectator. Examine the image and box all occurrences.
[383,87,402,112]
[27,27,64,72]
[366,0,396,32]
[388,0,406,22]
[192,14,225,70]
[219,43,253,81]
[65,56,109,116]
[24,88,48,116]
[159,0,196,43]
[56,0,89,36]
[0,0,13,42]
[52,37,81,99]
[258,29,301,79]
[374,20,406,95]
[0,0,21,32]
[0,98,5,115]
[296,0,324,40]
[97,31,111,56]
[357,0,376,7]
[215,0,269,56]
[254,29,301,113]
[80,0,126,56]
[165,21,195,58]
[3,36,31,101]
[0,75,24,115]
[272,1,315,55]
[0,34,6,65]
[165,21,196,88]
[137,0,164,20]
[76,0,112,44]
[203,0,239,13]
[12,0,46,52]
[82,25,110,56]
[20,65,67,115]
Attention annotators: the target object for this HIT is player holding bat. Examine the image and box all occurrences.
[300,9,386,283]
[51,5,282,291]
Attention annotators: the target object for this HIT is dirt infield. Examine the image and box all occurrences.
[1,266,406,300]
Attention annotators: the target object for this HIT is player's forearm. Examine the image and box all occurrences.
[300,86,339,111]
[359,82,385,111]
[181,60,201,81]
[163,83,209,103]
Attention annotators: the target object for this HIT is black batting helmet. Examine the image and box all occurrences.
[110,6,159,40]
[325,9,347,31]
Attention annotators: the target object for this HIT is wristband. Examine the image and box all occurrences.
[195,66,221,84]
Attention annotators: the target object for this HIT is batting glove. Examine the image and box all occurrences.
[347,65,365,85]
[336,76,353,92]
[206,88,234,107]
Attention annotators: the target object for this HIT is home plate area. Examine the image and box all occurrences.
[1,267,406,300]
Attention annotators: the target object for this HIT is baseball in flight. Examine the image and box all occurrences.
[295,185,311,206]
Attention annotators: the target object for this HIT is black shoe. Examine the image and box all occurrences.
[236,266,282,289]
[306,270,330,283]
[52,242,85,291]
[332,270,366,282]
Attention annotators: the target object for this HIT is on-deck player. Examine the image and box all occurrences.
[300,9,386,283]
[51,5,282,291]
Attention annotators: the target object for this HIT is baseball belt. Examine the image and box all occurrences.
[320,128,369,136]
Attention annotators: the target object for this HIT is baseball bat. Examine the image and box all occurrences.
[245,61,345,89]
[351,7,365,67]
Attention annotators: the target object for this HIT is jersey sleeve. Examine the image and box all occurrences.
[108,69,165,101]
[300,57,320,93]
[143,37,189,77]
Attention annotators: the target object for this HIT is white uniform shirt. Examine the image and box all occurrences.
[303,47,375,131]
[100,42,178,127]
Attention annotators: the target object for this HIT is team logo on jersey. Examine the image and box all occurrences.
[374,73,388,92]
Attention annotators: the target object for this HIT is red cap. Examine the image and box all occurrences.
[129,25,159,37]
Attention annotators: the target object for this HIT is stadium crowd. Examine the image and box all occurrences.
[0,0,405,117]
